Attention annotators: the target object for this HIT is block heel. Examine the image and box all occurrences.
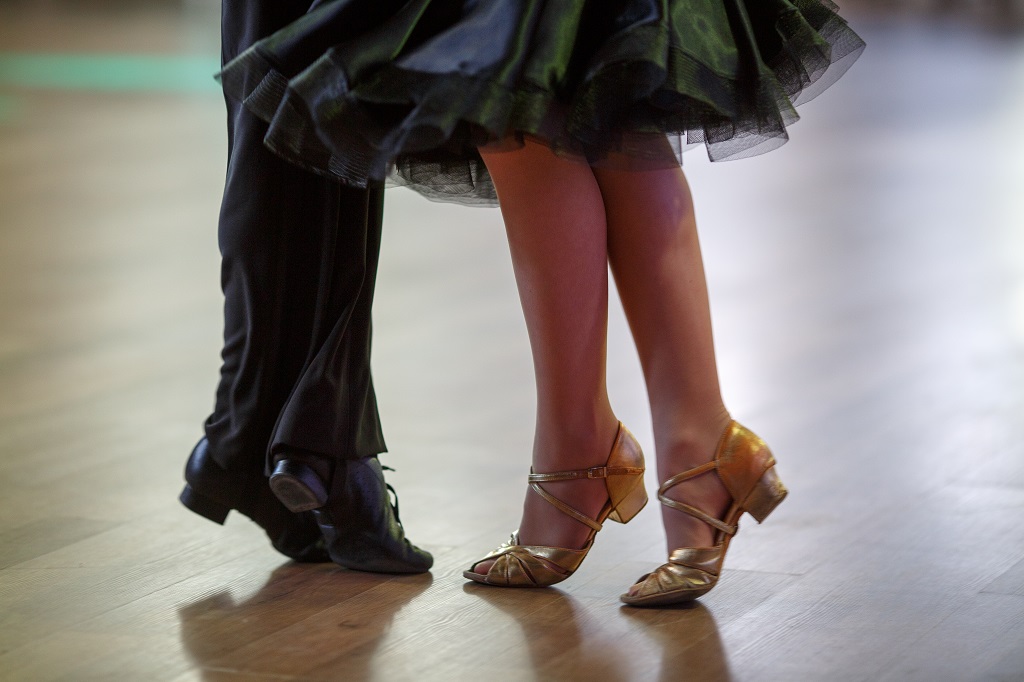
[744,465,788,524]
[609,476,648,524]
[179,484,231,525]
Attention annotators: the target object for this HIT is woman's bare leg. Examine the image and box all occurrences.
[468,139,619,575]
[593,161,733,562]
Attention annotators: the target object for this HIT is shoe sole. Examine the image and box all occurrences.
[179,484,230,524]
[619,584,714,607]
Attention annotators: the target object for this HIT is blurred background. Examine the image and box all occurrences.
[1,1,1023,680]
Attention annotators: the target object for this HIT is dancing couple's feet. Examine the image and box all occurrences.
[464,415,787,607]
[180,439,432,573]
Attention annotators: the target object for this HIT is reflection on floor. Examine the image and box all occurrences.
[1,2,1023,681]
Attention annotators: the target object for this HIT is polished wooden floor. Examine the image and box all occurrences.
[1,3,1023,681]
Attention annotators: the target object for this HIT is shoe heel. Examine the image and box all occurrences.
[609,476,648,524]
[270,460,329,513]
[743,466,788,523]
[180,485,230,525]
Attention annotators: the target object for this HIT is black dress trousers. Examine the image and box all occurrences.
[203,0,387,484]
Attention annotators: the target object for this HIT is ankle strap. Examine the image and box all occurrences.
[525,465,641,533]
[658,461,737,536]
[529,466,644,483]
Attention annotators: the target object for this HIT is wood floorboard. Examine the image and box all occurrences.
[877,593,1024,682]
[2,630,191,682]
[719,584,974,681]
[1,3,1023,681]
[0,517,117,569]
[983,556,1024,596]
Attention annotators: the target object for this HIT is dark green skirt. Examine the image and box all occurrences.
[219,0,865,205]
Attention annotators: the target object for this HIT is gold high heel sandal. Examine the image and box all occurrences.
[464,422,648,588]
[620,421,787,607]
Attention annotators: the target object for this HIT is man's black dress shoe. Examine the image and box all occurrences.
[179,438,330,563]
[270,455,433,574]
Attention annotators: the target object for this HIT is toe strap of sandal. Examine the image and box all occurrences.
[630,547,725,598]
[478,539,589,586]
[667,547,724,575]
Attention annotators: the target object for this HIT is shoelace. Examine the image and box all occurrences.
[381,464,401,522]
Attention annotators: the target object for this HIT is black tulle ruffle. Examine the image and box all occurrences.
[218,0,865,205]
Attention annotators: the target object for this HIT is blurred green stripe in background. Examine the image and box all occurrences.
[0,53,220,92]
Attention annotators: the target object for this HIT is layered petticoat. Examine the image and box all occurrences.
[218,0,865,205]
